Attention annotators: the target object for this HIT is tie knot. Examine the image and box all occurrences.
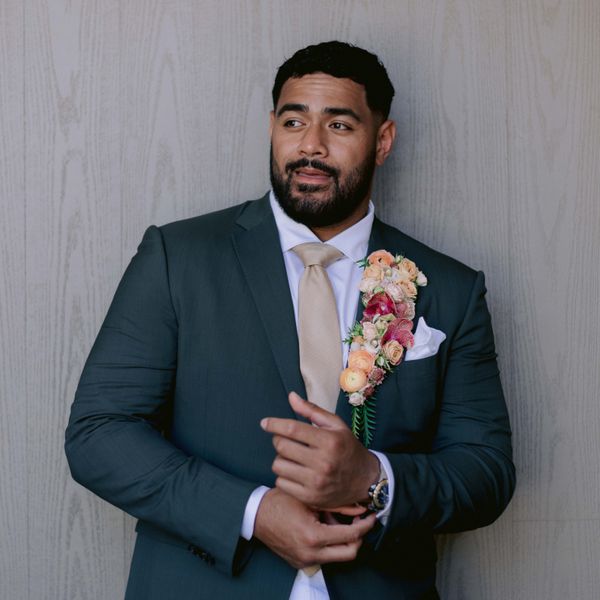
[292,242,344,268]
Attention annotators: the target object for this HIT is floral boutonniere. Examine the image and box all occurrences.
[339,250,428,447]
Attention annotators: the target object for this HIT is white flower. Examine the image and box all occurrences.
[364,340,379,354]
[384,282,403,302]
[349,392,365,406]
[416,271,428,286]
[362,322,378,341]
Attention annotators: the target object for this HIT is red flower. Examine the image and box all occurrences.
[363,292,396,320]
[394,301,413,320]
[382,318,415,349]
[369,367,386,384]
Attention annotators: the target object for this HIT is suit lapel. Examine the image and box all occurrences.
[231,196,306,418]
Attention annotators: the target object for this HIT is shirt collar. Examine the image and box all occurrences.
[269,190,375,262]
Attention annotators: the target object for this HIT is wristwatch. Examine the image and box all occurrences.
[367,477,389,512]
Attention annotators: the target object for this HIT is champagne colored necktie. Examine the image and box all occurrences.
[292,242,344,415]
[292,242,344,578]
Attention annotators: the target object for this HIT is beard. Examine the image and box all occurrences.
[270,147,376,228]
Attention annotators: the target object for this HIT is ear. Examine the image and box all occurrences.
[269,110,275,138]
[375,119,396,166]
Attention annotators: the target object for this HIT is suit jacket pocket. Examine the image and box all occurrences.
[373,355,440,450]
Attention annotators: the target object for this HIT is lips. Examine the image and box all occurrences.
[294,168,332,183]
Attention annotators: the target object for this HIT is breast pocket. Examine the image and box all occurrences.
[373,355,440,449]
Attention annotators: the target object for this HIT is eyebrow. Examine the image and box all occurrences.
[276,103,362,123]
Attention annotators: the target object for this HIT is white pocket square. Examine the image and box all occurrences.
[405,317,446,361]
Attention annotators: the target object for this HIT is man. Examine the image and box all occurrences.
[65,41,515,599]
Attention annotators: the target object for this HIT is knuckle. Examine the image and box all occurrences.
[284,421,297,437]
[297,550,312,568]
[329,435,343,453]
[321,460,335,477]
[303,530,319,548]
[312,472,327,490]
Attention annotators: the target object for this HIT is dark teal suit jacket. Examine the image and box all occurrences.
[65,194,515,599]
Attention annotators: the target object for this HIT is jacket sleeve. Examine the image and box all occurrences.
[65,225,257,576]
[377,271,515,542]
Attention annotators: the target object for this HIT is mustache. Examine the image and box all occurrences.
[284,158,340,179]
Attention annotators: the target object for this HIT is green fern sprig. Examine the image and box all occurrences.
[351,397,376,447]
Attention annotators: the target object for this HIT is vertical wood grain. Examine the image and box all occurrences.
[0,1,27,597]
[23,1,126,598]
[504,0,600,522]
[1,1,599,598]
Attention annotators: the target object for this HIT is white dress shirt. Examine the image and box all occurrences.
[240,192,396,599]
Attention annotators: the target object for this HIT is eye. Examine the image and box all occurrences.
[330,121,352,131]
[283,119,303,128]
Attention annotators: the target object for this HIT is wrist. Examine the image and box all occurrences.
[358,451,381,504]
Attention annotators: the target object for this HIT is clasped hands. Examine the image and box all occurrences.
[254,391,380,570]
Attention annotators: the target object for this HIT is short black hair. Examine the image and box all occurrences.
[272,41,395,119]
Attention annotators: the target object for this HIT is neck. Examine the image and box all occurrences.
[310,197,370,241]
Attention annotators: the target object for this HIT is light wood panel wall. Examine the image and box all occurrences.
[1,1,598,598]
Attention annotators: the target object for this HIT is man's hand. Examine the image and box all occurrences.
[260,392,381,509]
[253,487,376,570]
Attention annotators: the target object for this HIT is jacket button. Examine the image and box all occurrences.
[187,545,214,565]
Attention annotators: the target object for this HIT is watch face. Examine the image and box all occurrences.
[377,483,389,508]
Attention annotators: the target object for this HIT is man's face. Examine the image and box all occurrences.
[270,73,393,229]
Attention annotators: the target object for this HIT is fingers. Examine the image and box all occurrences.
[326,504,368,517]
[313,512,376,547]
[261,416,319,446]
[272,455,310,484]
[288,391,340,428]
[272,434,313,465]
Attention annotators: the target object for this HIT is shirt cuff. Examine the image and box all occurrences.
[240,485,271,541]
[368,450,395,526]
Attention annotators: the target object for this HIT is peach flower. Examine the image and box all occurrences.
[400,258,418,280]
[416,271,428,286]
[348,350,376,374]
[364,265,384,281]
[359,277,379,294]
[399,279,418,299]
[339,368,368,393]
[383,340,404,365]
[367,250,395,267]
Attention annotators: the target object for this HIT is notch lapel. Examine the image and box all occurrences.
[231,197,306,418]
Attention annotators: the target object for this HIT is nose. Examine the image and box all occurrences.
[298,124,327,158]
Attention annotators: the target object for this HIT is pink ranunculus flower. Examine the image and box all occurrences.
[363,292,397,320]
[384,282,403,302]
[382,318,415,349]
[362,321,378,342]
[394,301,410,319]
[396,301,416,320]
